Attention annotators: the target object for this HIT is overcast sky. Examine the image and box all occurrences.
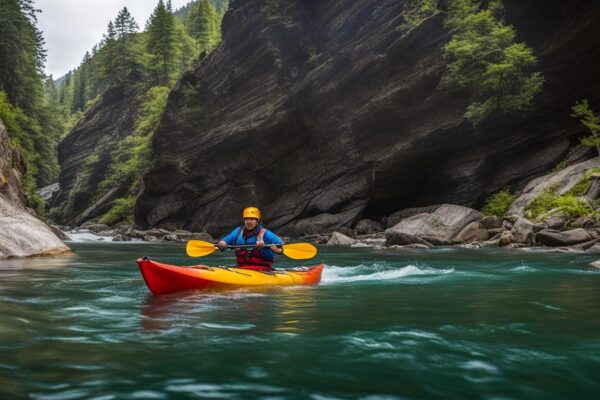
[36,0,191,78]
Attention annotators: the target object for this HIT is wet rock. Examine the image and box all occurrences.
[82,223,110,233]
[386,205,482,245]
[479,239,500,247]
[143,235,160,242]
[175,232,214,242]
[327,232,356,246]
[112,234,131,242]
[545,216,567,230]
[96,229,117,237]
[351,242,372,248]
[355,219,382,235]
[335,227,356,238]
[498,231,515,247]
[163,234,179,241]
[301,234,330,245]
[570,217,598,229]
[590,260,600,268]
[454,222,489,243]
[385,232,433,248]
[487,228,504,236]
[48,224,70,241]
[511,217,544,245]
[479,216,502,230]
[536,228,596,247]
[385,205,442,228]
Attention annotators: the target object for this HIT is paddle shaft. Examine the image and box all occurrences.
[218,244,282,249]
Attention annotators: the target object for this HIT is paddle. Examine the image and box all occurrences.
[185,240,317,260]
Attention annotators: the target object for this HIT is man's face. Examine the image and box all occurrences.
[244,218,258,230]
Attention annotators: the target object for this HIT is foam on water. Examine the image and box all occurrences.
[320,263,454,285]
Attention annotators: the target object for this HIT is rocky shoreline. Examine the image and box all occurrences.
[49,156,600,260]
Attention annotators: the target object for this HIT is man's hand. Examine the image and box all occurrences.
[256,240,265,249]
[218,240,228,250]
[270,244,283,254]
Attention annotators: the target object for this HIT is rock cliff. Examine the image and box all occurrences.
[90,0,599,236]
[0,119,70,258]
[49,81,143,226]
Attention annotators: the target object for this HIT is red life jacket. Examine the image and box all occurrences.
[235,227,273,270]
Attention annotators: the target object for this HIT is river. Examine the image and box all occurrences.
[1,242,599,399]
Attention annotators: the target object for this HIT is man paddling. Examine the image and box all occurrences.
[218,207,284,271]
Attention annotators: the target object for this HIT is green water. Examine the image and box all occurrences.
[1,243,599,399]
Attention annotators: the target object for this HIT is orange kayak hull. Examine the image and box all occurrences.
[137,258,324,295]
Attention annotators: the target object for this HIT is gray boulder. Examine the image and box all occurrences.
[385,231,433,247]
[385,205,483,245]
[511,217,545,245]
[385,205,442,228]
[479,216,502,229]
[508,157,600,217]
[454,222,489,243]
[536,228,596,247]
[335,227,356,238]
[355,219,383,235]
[498,231,515,247]
[327,231,356,246]
[175,232,214,242]
[545,215,568,230]
[0,196,71,258]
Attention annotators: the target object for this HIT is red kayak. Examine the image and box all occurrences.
[137,258,324,295]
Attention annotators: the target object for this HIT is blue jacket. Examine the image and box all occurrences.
[220,225,283,261]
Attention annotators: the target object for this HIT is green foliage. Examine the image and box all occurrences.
[481,188,514,216]
[442,0,543,124]
[97,86,168,207]
[186,0,223,51]
[571,99,600,155]
[146,1,178,86]
[552,161,566,172]
[261,0,294,27]
[525,178,600,226]
[551,195,597,223]
[99,196,135,225]
[399,0,439,31]
[525,185,557,222]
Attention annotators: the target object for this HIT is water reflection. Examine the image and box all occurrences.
[140,286,319,335]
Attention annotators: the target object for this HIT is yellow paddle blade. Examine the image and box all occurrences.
[282,243,317,260]
[186,240,218,257]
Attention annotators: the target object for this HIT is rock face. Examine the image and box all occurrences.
[50,82,143,226]
[0,119,70,258]
[126,0,600,236]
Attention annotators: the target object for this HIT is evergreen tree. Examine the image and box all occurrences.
[146,0,177,86]
[113,7,140,81]
[186,0,222,52]
[442,0,543,124]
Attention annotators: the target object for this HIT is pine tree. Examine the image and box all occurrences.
[146,0,177,86]
[186,0,221,52]
[113,7,140,81]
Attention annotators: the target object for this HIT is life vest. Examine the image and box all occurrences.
[234,226,273,270]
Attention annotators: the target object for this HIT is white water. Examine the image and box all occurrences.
[320,263,455,285]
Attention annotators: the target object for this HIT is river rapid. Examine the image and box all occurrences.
[1,242,599,399]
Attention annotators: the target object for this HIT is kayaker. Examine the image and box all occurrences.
[218,207,284,271]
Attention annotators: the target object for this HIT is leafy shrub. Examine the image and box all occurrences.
[525,185,557,221]
[99,196,135,225]
[481,189,514,216]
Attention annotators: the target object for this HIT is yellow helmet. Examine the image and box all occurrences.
[242,206,261,220]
